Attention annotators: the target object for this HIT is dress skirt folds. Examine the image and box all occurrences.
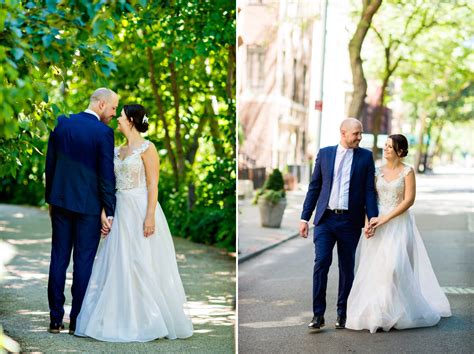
[346,207,451,333]
[346,165,451,333]
[75,187,193,342]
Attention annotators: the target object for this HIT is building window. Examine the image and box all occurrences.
[247,45,265,90]
[301,65,307,105]
[281,50,286,96]
[292,58,299,102]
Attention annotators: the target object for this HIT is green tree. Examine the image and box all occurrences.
[348,0,383,119]
[361,0,472,158]
[0,0,236,251]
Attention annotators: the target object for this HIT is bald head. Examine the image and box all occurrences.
[89,88,117,105]
[88,88,119,125]
[340,118,363,149]
[340,118,362,132]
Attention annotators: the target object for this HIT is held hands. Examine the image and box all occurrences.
[364,216,388,239]
[143,215,155,238]
[364,223,375,239]
[369,216,388,229]
[101,209,113,238]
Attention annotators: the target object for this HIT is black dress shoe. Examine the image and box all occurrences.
[335,315,346,329]
[69,321,76,335]
[48,322,65,334]
[308,315,325,331]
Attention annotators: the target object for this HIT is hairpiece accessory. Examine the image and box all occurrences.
[142,115,149,124]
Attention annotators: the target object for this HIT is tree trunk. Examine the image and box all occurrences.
[168,48,186,180]
[348,0,382,118]
[432,122,444,161]
[146,46,180,188]
[226,43,236,158]
[187,182,196,210]
[421,120,433,172]
[414,109,427,173]
[372,75,389,157]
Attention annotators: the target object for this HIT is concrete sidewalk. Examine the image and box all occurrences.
[0,204,235,353]
[238,190,311,263]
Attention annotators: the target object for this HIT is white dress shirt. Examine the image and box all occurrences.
[328,144,353,210]
[84,109,100,121]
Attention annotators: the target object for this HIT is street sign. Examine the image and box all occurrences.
[315,100,323,111]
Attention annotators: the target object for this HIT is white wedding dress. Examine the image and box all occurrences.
[75,140,193,342]
[346,164,451,333]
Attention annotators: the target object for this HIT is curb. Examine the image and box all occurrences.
[238,226,314,264]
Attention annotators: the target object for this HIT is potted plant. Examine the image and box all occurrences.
[253,169,287,228]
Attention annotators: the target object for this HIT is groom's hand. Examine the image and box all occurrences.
[364,225,375,238]
[299,221,309,238]
[100,210,112,238]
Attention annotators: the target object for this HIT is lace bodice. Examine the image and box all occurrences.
[375,164,413,212]
[114,141,150,191]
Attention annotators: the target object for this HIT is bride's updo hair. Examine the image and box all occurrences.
[123,104,149,133]
[389,134,409,158]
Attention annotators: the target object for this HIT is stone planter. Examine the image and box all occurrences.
[258,198,287,228]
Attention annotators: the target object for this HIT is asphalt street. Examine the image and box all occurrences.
[238,171,474,353]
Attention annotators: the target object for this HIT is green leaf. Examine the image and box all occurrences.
[0,9,7,32]
[37,120,47,132]
[46,0,58,12]
[42,34,53,48]
[11,48,24,60]
[12,27,22,38]
[100,65,111,76]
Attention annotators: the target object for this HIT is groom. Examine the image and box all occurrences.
[299,118,378,331]
[45,88,118,334]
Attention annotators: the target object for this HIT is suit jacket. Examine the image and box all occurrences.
[301,145,378,229]
[45,112,116,216]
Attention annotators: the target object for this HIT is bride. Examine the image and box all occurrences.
[75,104,193,342]
[346,134,451,333]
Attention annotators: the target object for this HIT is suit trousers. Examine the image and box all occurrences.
[312,210,361,317]
[48,206,101,324]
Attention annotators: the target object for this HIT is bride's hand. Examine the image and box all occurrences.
[144,215,155,238]
[369,216,387,229]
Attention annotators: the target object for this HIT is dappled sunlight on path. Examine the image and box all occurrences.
[0,204,235,352]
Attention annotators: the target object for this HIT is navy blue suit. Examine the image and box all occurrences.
[301,145,378,317]
[45,111,116,325]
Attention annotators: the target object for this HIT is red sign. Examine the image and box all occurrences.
[315,100,323,111]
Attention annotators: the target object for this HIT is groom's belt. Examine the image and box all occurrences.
[327,208,349,215]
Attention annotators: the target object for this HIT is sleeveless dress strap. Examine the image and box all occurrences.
[401,164,413,177]
[375,166,381,177]
[135,140,151,154]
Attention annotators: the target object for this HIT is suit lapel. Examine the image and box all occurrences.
[350,147,360,179]
[328,145,338,183]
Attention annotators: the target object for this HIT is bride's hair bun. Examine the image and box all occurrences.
[123,104,148,133]
[389,134,409,158]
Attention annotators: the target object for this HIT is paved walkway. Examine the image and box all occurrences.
[238,190,310,262]
[0,204,235,353]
